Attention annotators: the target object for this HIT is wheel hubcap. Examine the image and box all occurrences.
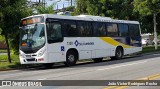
[68,55,75,62]
[117,50,122,58]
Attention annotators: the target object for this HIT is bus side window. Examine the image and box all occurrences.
[47,22,63,43]
[129,24,140,36]
[77,21,92,37]
[106,23,118,37]
[93,22,106,37]
[63,20,77,37]
[118,24,129,37]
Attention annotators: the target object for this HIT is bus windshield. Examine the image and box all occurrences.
[20,23,45,53]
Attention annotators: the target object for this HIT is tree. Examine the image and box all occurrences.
[109,0,136,20]
[35,3,55,14]
[65,6,75,12]
[75,0,136,20]
[133,0,160,50]
[75,0,87,15]
[74,0,160,37]
[0,0,32,63]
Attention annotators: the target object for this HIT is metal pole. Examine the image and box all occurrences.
[153,13,158,50]
[71,0,72,6]
[44,0,45,7]
[68,0,69,6]
[63,3,64,8]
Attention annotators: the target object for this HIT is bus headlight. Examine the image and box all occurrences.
[20,54,25,58]
[38,49,46,57]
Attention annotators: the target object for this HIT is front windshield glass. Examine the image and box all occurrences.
[20,24,45,53]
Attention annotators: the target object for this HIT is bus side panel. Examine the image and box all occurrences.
[112,36,142,55]
[95,37,112,58]
[113,37,133,55]
[47,43,66,62]
[79,50,92,59]
[64,37,112,60]
[130,36,142,53]
[72,37,94,60]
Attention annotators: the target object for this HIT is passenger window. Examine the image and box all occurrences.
[106,23,118,37]
[93,22,106,36]
[118,24,129,36]
[77,21,92,37]
[63,20,77,37]
[129,24,140,36]
[46,22,63,43]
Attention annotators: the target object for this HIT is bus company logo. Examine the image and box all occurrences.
[74,40,79,46]
[74,40,94,47]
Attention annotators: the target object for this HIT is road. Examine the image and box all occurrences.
[0,52,160,89]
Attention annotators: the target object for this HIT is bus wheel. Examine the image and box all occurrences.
[111,47,123,60]
[92,58,103,63]
[43,63,54,69]
[65,50,78,67]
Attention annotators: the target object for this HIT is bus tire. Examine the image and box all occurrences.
[92,58,103,63]
[65,50,78,67]
[43,63,54,68]
[111,47,123,60]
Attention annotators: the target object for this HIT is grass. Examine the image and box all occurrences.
[0,49,7,53]
[0,54,19,62]
[0,45,160,70]
[0,61,22,70]
[0,54,24,70]
[142,45,160,53]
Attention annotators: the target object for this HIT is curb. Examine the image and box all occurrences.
[0,68,14,71]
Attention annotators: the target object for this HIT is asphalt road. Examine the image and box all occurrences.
[0,52,160,89]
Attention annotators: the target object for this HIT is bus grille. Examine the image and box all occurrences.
[26,58,35,61]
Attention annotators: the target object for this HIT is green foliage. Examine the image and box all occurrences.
[133,0,160,34]
[35,3,55,14]
[0,35,5,41]
[0,54,19,62]
[70,12,75,16]
[158,35,160,39]
[134,0,160,16]
[75,0,136,20]
[0,49,7,53]
[142,46,160,53]
[0,54,21,70]
[65,6,75,12]
[0,0,32,58]
[75,0,160,34]
[0,0,55,56]
[75,0,87,15]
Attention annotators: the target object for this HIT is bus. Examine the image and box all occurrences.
[19,14,142,67]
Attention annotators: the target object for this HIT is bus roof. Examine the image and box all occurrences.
[22,14,140,24]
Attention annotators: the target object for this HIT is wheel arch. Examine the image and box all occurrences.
[116,46,124,55]
[66,48,79,60]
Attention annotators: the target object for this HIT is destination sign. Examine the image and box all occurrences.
[20,16,43,27]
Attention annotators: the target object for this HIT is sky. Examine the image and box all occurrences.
[29,0,75,9]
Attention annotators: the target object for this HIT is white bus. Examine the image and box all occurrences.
[19,14,142,67]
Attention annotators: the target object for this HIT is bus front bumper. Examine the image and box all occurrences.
[19,53,48,64]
